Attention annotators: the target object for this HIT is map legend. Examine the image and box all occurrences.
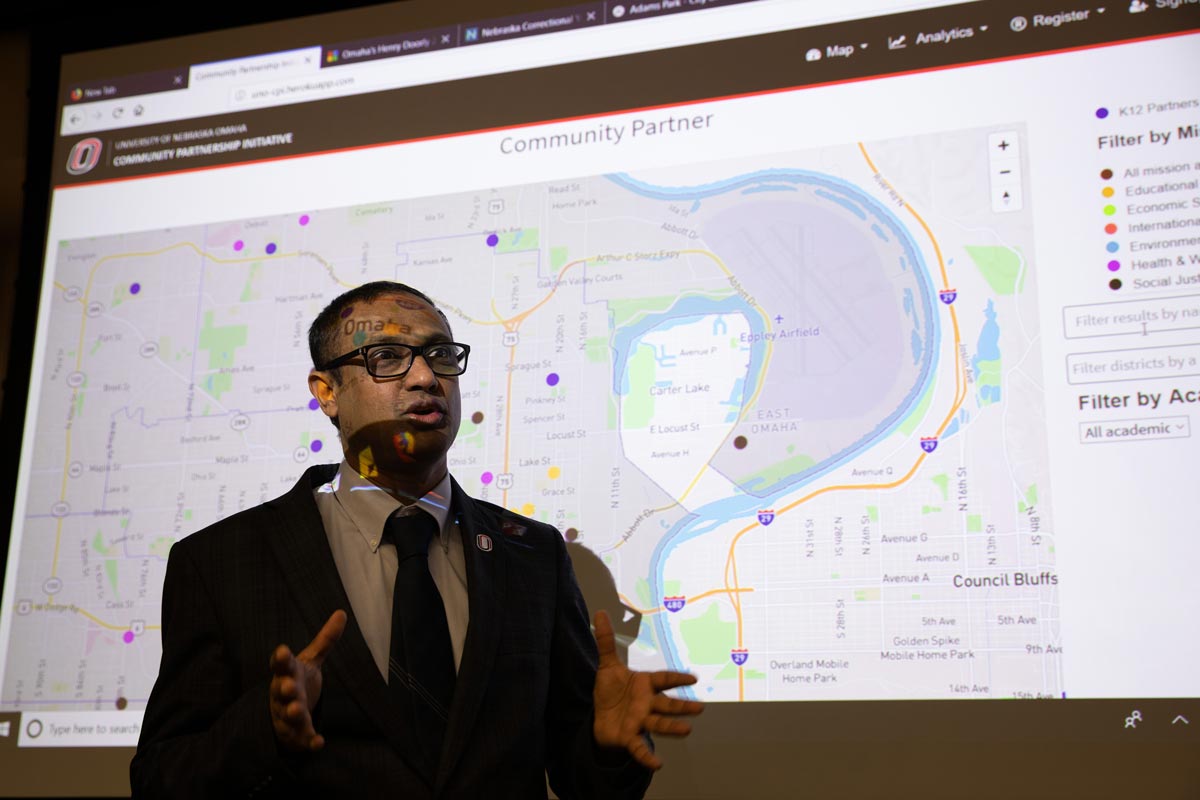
[1103,166,1121,290]
[1091,96,1200,297]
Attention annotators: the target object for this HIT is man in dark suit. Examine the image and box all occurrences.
[130,280,702,799]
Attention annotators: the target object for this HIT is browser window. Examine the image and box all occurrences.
[2,0,1197,796]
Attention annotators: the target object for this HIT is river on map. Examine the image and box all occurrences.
[605,169,941,687]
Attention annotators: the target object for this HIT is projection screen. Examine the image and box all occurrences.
[1,0,1197,796]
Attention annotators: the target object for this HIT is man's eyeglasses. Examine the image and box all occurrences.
[318,342,471,378]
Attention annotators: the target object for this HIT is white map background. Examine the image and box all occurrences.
[1,123,1061,719]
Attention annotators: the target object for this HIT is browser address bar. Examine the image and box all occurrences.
[229,74,359,107]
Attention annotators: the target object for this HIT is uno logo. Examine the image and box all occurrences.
[66,137,103,175]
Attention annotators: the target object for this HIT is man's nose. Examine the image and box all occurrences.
[403,353,440,388]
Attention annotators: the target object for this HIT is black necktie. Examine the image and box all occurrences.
[385,510,456,772]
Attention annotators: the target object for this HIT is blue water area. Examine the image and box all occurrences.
[814,188,867,219]
[722,377,746,417]
[741,184,798,194]
[972,299,1001,380]
[871,223,890,242]
[943,408,970,440]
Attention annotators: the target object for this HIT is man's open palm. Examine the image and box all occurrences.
[591,609,704,770]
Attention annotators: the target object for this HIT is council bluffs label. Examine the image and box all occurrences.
[952,571,1059,588]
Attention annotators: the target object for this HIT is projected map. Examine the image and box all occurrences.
[2,123,1059,715]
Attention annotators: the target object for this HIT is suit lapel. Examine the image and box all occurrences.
[435,480,505,792]
[266,465,436,788]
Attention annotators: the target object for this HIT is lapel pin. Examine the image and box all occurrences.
[476,533,493,552]
[500,521,526,537]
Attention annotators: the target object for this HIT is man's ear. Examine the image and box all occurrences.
[308,369,338,420]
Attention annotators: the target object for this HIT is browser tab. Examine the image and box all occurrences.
[459,3,605,47]
[607,0,759,23]
[321,26,458,68]
[189,46,321,85]
[63,67,187,104]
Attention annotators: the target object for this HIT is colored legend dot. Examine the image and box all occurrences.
[547,466,561,480]
[1102,186,1114,198]
[233,240,245,251]
[480,471,494,485]
[733,435,748,450]
[1095,107,1109,119]
[1108,260,1121,272]
[265,243,277,255]
[471,411,484,424]
[130,282,141,295]
[309,398,320,410]
[520,503,535,516]
[310,439,323,453]
[1103,205,1116,216]
[1109,278,1122,290]
[486,233,499,247]
[115,696,128,710]
[546,373,560,387]
[1105,223,1118,234]
[1100,168,1113,180]
[122,631,135,644]
[340,305,355,318]
[565,527,579,542]
[299,214,310,226]
[1106,242,1119,253]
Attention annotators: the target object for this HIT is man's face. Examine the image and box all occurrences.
[309,292,461,484]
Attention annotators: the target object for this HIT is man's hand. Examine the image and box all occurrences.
[591,609,704,771]
[268,610,347,752]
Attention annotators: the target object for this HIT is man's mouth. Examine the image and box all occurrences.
[400,402,446,426]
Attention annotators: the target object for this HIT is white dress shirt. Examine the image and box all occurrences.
[314,460,469,680]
